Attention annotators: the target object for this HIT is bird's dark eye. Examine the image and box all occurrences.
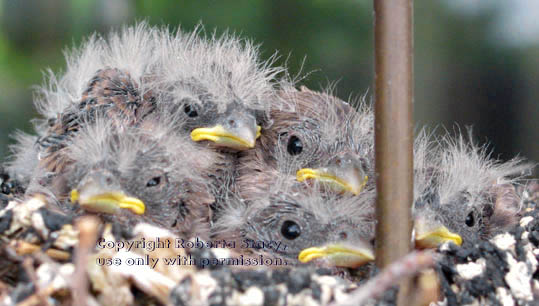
[146,176,162,187]
[1,182,12,194]
[183,104,198,117]
[287,136,303,155]
[281,220,301,240]
[465,212,475,227]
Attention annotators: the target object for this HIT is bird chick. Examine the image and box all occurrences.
[21,110,219,239]
[412,131,534,248]
[212,178,376,269]
[35,67,157,176]
[237,86,373,199]
[34,23,158,122]
[6,23,160,186]
[154,26,288,151]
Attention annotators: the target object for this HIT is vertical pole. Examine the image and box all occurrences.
[373,0,414,303]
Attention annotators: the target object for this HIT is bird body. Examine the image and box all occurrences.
[6,23,160,187]
[35,67,157,177]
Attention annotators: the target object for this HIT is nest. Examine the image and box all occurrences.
[0,172,537,306]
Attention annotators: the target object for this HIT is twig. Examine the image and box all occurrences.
[20,257,51,306]
[16,251,77,306]
[333,250,436,306]
[16,286,57,306]
[10,240,71,261]
[373,0,415,304]
[72,216,101,306]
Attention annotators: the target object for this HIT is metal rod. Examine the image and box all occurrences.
[373,0,414,302]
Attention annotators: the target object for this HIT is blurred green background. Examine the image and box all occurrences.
[0,0,537,167]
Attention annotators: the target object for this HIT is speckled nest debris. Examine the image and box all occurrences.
[0,171,537,305]
[169,266,362,306]
[435,208,539,306]
[0,197,358,306]
[0,168,24,210]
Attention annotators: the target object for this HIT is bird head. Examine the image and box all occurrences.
[63,111,218,237]
[296,151,369,196]
[70,168,146,216]
[213,180,376,268]
[412,131,533,248]
[154,27,286,151]
[240,87,373,196]
[412,190,466,248]
[183,97,262,150]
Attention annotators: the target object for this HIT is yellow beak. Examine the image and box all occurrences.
[414,225,462,249]
[296,168,368,195]
[298,244,375,268]
[70,189,145,215]
[191,124,261,150]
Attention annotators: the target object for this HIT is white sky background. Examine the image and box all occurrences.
[445,0,539,47]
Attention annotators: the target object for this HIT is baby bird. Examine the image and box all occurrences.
[10,108,220,239]
[412,131,534,248]
[212,178,376,268]
[154,26,287,151]
[9,110,220,240]
[6,23,160,186]
[35,67,157,177]
[237,86,374,200]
